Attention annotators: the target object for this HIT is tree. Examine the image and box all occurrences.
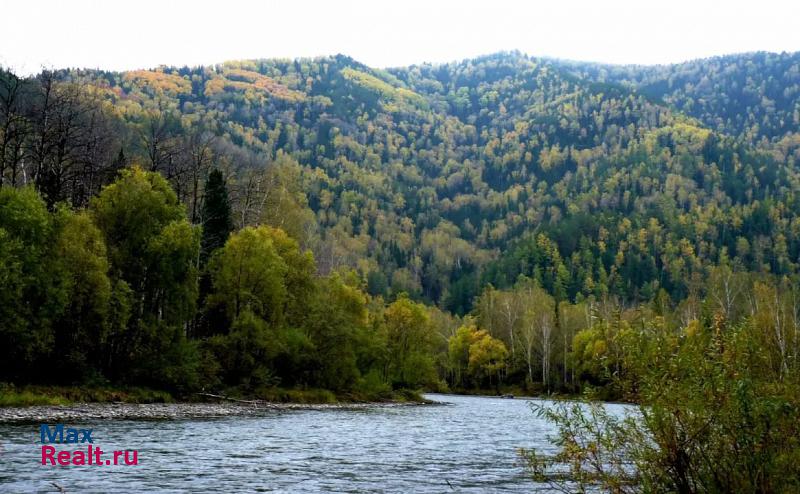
[467,329,508,393]
[138,103,180,174]
[303,273,369,390]
[384,295,437,388]
[206,226,288,326]
[258,151,316,245]
[199,168,233,263]
[50,209,111,379]
[448,323,479,388]
[263,226,316,325]
[518,283,556,388]
[90,166,200,388]
[204,310,279,389]
[522,314,800,493]
[0,187,65,380]
[499,289,523,359]
[448,322,508,391]
[0,69,28,188]
[27,72,114,207]
[184,129,215,224]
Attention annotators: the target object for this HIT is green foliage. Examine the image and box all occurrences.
[6,53,800,316]
[384,295,438,388]
[448,324,508,389]
[199,168,233,262]
[0,388,71,407]
[205,310,279,389]
[0,163,446,400]
[258,151,316,244]
[147,220,201,323]
[206,226,289,325]
[5,53,800,315]
[448,325,475,387]
[50,209,111,379]
[3,52,800,409]
[0,187,65,380]
[0,384,173,406]
[303,274,369,390]
[467,330,508,384]
[522,313,800,493]
[202,225,420,395]
[90,166,200,389]
[265,226,316,323]
[91,166,187,287]
[521,402,640,493]
[253,387,337,404]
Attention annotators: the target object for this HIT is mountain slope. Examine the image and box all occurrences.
[4,51,800,313]
[560,51,800,143]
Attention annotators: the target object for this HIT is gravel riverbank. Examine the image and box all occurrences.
[0,400,436,424]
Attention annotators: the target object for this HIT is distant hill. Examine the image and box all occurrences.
[3,51,800,312]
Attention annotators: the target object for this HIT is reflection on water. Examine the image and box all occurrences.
[0,394,631,493]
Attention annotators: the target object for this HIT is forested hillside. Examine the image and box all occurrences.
[1,51,799,398]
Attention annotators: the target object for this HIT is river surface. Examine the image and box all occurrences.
[0,394,632,492]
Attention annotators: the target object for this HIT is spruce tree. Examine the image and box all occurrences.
[200,169,233,264]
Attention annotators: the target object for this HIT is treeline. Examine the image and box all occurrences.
[2,52,800,401]
[450,268,800,400]
[4,53,798,320]
[0,69,449,397]
[6,53,800,314]
[521,288,800,493]
[564,51,800,143]
[463,259,800,490]
[0,69,121,206]
[0,168,452,397]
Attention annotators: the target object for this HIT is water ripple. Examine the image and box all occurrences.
[0,394,632,492]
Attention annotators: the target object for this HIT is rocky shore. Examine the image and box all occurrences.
[0,400,436,424]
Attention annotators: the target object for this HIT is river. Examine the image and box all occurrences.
[0,394,632,492]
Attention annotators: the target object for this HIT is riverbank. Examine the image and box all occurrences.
[440,385,636,403]
[0,384,428,416]
[0,384,429,402]
[442,386,573,400]
[0,385,175,407]
[0,399,439,424]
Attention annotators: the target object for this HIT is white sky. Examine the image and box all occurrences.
[2,0,799,75]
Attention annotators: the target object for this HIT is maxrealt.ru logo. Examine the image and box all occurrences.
[40,424,138,466]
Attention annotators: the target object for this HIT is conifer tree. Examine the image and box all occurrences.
[200,169,233,264]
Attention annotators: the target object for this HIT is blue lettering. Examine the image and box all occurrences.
[39,424,93,443]
[40,424,63,443]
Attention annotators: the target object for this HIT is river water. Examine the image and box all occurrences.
[0,394,631,492]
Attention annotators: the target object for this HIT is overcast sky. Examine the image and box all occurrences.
[2,0,799,75]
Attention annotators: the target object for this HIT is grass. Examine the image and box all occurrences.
[0,389,71,407]
[225,386,426,404]
[0,384,173,407]
[251,387,338,404]
[338,388,425,403]
[0,383,427,407]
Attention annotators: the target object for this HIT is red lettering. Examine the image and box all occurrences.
[124,450,138,465]
[41,445,138,467]
[72,450,86,465]
[94,447,104,465]
[41,445,55,465]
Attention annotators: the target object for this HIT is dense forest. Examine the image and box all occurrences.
[1,51,799,402]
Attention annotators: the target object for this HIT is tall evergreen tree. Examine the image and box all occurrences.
[200,169,233,264]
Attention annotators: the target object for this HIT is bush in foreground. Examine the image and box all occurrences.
[521,315,800,493]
